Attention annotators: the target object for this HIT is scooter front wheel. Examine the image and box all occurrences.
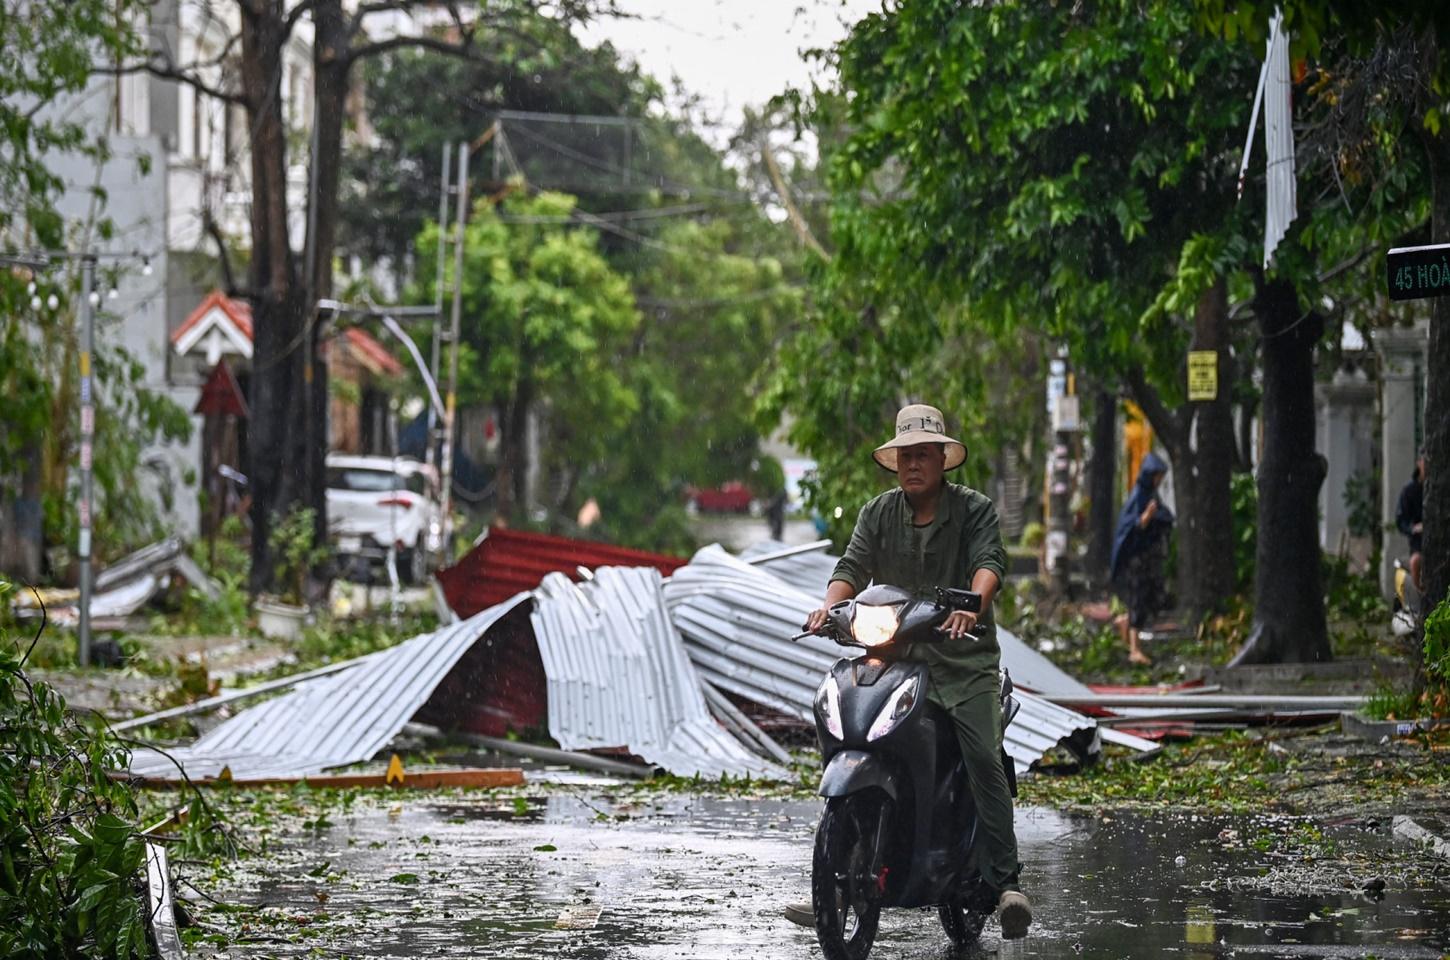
[811,794,886,960]
[938,896,989,946]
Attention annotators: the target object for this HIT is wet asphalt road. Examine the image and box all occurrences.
[194,788,1450,959]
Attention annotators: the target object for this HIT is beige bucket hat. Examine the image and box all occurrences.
[873,403,967,472]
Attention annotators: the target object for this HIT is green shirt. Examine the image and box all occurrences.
[830,482,1008,707]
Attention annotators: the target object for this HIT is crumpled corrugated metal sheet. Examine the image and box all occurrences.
[740,539,841,599]
[1262,8,1297,267]
[532,567,785,780]
[666,545,1100,774]
[128,596,529,780]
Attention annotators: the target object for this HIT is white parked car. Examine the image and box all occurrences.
[325,454,447,583]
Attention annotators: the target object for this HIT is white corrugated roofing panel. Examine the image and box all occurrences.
[1262,8,1297,267]
[128,596,529,780]
[531,566,785,780]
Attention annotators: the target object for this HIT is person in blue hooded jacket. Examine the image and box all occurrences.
[1109,453,1175,665]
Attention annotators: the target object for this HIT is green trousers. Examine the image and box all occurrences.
[931,664,1022,894]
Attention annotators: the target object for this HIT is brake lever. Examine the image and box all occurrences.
[934,624,990,640]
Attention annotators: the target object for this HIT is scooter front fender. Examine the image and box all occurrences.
[818,749,899,800]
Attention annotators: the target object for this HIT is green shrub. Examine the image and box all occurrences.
[1423,594,1450,716]
[1323,553,1386,623]
[268,506,328,605]
[1019,521,1045,550]
[0,613,150,957]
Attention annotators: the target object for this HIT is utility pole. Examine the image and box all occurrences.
[426,141,451,472]
[77,255,97,665]
[1045,351,1079,598]
[3,249,142,666]
[439,141,470,534]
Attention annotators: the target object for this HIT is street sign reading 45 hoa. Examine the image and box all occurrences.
[1387,243,1450,301]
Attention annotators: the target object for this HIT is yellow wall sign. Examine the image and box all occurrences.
[1187,350,1218,401]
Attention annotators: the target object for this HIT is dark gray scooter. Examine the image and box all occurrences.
[794,583,1019,960]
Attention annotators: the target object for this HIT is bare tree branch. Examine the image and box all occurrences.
[283,0,322,38]
[760,138,828,259]
[203,207,257,301]
[345,31,478,65]
[98,59,245,105]
[1123,363,1185,450]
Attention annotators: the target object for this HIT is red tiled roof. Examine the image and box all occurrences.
[172,291,404,379]
[171,290,253,345]
[436,526,687,618]
[343,327,405,377]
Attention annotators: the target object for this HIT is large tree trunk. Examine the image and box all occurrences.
[242,0,360,595]
[302,0,350,581]
[1191,280,1237,616]
[1084,386,1117,590]
[243,1,306,595]
[1230,277,1329,665]
[1421,117,1450,662]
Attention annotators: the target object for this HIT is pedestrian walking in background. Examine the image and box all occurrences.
[1397,448,1426,595]
[1110,452,1175,665]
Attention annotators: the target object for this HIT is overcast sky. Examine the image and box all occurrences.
[580,0,879,140]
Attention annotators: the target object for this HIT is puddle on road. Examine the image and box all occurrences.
[192,796,1450,959]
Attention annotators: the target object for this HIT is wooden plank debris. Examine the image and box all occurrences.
[129,766,524,791]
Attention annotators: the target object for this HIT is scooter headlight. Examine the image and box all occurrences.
[851,604,900,648]
[815,674,844,740]
[867,675,919,742]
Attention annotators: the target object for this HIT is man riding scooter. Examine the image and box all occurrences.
[784,403,1032,940]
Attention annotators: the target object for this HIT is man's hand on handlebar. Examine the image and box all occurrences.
[803,607,831,634]
[938,609,979,640]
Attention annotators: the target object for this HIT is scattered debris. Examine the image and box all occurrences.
[1392,815,1450,860]
[1341,711,1450,744]
[554,905,603,930]
[12,537,221,628]
[144,842,184,960]
[405,724,653,779]
[129,764,524,791]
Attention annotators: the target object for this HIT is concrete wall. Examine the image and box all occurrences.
[1315,371,1377,568]
[1378,323,1429,594]
[41,72,204,539]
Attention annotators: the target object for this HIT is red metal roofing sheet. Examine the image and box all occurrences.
[415,602,546,737]
[436,526,686,618]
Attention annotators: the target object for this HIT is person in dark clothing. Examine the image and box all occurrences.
[1397,449,1426,594]
[783,403,1031,940]
[1110,452,1175,665]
